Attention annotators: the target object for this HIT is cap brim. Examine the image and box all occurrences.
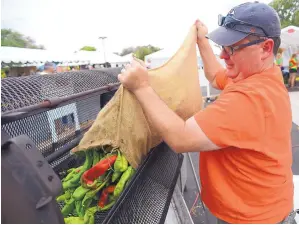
[207,26,249,46]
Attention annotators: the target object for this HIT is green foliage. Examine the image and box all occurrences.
[134,45,161,61]
[1,29,45,49]
[119,47,136,56]
[118,45,161,60]
[269,0,299,28]
[80,46,97,51]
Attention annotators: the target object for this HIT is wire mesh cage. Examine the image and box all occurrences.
[2,69,120,157]
[1,68,120,113]
[1,68,183,224]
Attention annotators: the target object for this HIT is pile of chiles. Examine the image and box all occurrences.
[56,147,134,224]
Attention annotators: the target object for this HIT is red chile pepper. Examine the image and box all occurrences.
[82,155,117,185]
[98,185,116,208]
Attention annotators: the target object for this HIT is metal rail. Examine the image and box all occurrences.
[1,83,120,124]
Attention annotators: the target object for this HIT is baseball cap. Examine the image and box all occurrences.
[207,1,281,46]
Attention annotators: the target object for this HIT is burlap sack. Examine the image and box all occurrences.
[75,25,203,168]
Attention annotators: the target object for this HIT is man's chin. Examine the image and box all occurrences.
[225,69,238,79]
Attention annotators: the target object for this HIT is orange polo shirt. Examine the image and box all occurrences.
[194,66,294,223]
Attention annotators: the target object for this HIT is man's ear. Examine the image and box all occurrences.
[261,39,274,59]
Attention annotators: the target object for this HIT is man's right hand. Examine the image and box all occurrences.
[195,19,208,45]
[194,19,223,90]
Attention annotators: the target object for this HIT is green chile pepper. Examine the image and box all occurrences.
[92,150,100,167]
[75,201,85,218]
[56,191,71,202]
[125,168,135,189]
[61,198,76,217]
[112,171,122,182]
[120,154,128,172]
[113,151,122,172]
[73,186,90,201]
[98,200,116,211]
[64,166,83,182]
[64,216,84,224]
[82,177,109,209]
[56,188,75,202]
[83,206,97,224]
[113,166,133,197]
[67,168,75,173]
[63,151,92,189]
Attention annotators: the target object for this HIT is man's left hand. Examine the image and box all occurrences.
[118,60,150,93]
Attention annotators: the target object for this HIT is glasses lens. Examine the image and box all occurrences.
[218,14,224,26]
[222,46,232,55]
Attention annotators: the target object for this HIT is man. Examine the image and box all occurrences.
[40,62,56,75]
[118,2,295,224]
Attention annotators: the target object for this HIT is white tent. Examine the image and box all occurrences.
[0,47,129,66]
[121,53,134,63]
[0,47,78,64]
[280,26,299,67]
[280,26,299,50]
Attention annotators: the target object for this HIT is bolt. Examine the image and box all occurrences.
[36,160,43,167]
[26,144,32,149]
[48,175,53,182]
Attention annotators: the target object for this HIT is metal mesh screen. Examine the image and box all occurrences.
[1,68,120,113]
[104,143,183,224]
[1,69,120,157]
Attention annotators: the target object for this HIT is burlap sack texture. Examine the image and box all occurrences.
[74,25,203,168]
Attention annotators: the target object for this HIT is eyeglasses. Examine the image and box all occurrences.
[218,14,269,37]
[221,38,266,55]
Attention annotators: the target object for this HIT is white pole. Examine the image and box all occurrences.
[99,36,107,63]
[207,83,211,98]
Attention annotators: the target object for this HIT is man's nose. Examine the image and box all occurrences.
[220,48,230,60]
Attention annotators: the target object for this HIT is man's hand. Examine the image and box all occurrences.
[195,19,208,45]
[118,60,150,93]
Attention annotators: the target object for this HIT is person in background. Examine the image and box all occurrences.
[40,62,55,75]
[145,59,151,69]
[1,70,8,79]
[289,53,298,88]
[275,53,289,83]
[275,52,283,69]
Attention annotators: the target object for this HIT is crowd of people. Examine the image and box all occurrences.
[275,52,298,88]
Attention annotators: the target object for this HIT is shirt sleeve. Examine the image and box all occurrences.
[194,89,265,149]
[215,69,230,90]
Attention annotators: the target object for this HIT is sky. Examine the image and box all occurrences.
[1,0,272,54]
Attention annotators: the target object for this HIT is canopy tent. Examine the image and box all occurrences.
[280,26,299,67]
[121,53,134,63]
[0,47,129,67]
[0,47,77,64]
[280,26,299,50]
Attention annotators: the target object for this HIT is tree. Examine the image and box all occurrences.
[269,0,299,28]
[119,47,136,56]
[134,45,161,61]
[80,46,97,51]
[117,45,161,60]
[1,29,45,49]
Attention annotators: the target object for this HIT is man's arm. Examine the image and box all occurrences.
[195,20,224,89]
[134,86,220,153]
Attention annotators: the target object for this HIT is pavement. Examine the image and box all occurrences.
[183,91,299,224]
